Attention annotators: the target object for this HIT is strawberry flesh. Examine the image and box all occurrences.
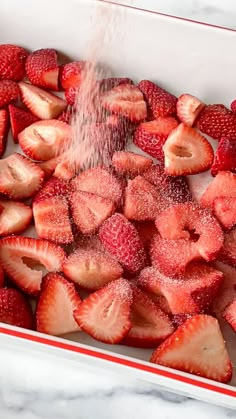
[112,150,153,177]
[0,80,19,107]
[99,77,133,93]
[212,261,236,318]
[0,108,9,157]
[196,104,236,141]
[9,104,39,143]
[220,227,236,267]
[138,80,177,119]
[0,44,28,81]
[213,196,236,229]
[0,200,32,236]
[60,61,90,90]
[223,298,236,333]
[200,171,236,209]
[177,94,205,127]
[211,137,236,175]
[26,48,59,91]
[0,288,33,329]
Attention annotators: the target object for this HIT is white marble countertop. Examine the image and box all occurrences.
[1,1,236,418]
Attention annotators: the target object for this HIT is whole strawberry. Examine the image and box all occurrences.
[0,44,29,81]
[196,104,236,141]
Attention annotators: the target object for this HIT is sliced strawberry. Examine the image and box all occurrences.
[0,266,4,287]
[0,236,66,295]
[18,119,72,161]
[9,104,39,143]
[73,278,132,344]
[163,123,214,176]
[230,99,236,113]
[223,298,236,333]
[53,158,77,181]
[59,61,91,90]
[213,196,236,229]
[57,107,73,124]
[150,314,232,384]
[62,248,123,291]
[99,213,147,274]
[101,83,147,122]
[26,48,59,91]
[65,85,79,106]
[0,200,32,236]
[38,157,59,180]
[211,137,236,175]
[19,82,67,119]
[196,104,236,141]
[36,273,81,336]
[134,221,158,252]
[0,44,28,81]
[138,264,223,314]
[220,227,236,267]
[0,80,19,107]
[177,94,205,127]
[112,151,153,177]
[33,176,70,203]
[0,288,33,329]
[99,77,133,93]
[212,261,236,318]
[0,109,9,157]
[138,80,177,119]
[133,117,179,161]
[200,171,236,209]
[0,153,44,199]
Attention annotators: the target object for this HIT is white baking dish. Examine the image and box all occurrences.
[0,0,236,409]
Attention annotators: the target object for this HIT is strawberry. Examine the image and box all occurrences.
[36,273,81,336]
[101,83,147,122]
[9,104,39,143]
[177,94,205,126]
[196,104,236,141]
[99,213,147,274]
[53,158,76,181]
[211,137,236,175]
[73,278,132,344]
[0,236,66,295]
[0,109,9,157]
[200,171,236,209]
[0,288,33,329]
[133,117,179,161]
[0,44,28,81]
[99,77,133,93]
[18,119,72,161]
[230,99,236,113]
[62,248,123,291]
[0,153,44,199]
[212,262,236,318]
[122,286,174,348]
[134,221,158,252]
[213,196,236,229]
[138,80,177,119]
[220,227,236,267]
[65,85,79,106]
[60,61,90,90]
[0,200,32,236]
[150,314,232,384]
[163,123,214,176]
[57,107,73,124]
[0,265,4,287]
[33,176,70,203]
[0,80,19,107]
[26,48,59,91]
[112,150,153,177]
[19,82,67,119]
[223,298,236,333]
[38,151,72,180]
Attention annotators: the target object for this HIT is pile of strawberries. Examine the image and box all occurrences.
[0,44,235,386]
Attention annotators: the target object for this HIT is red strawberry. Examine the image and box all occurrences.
[177,94,205,127]
[150,314,232,384]
[220,227,236,267]
[60,61,90,90]
[133,117,179,161]
[19,82,67,119]
[38,151,72,180]
[196,104,236,141]
[0,236,66,295]
[230,99,236,113]
[138,80,177,119]
[213,196,236,229]
[200,171,236,209]
[101,83,147,122]
[134,221,158,252]
[99,213,147,274]
[65,85,79,106]
[0,266,4,287]
[34,176,69,202]
[58,107,73,124]
[0,200,32,236]
[211,137,236,175]
[0,44,28,81]
[0,80,19,107]
[36,273,81,336]
[26,48,59,91]
[18,119,72,161]
[223,298,236,332]
[62,248,123,291]
[163,123,214,176]
[9,104,39,143]
[53,158,76,181]
[0,288,33,329]
[112,150,153,177]
[73,278,132,344]
[99,77,133,93]
[212,261,236,318]
[0,109,9,157]
[0,153,44,199]
[122,286,174,348]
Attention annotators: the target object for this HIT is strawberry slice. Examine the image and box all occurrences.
[38,151,72,180]
[99,77,133,93]
[9,104,39,144]
[26,48,59,91]
[59,61,90,90]
[0,266,4,287]
[53,158,76,181]
[18,119,72,161]
[134,221,158,252]
[62,248,123,291]
[122,286,174,348]
[138,80,177,119]
[0,80,19,107]
[200,171,236,209]
[177,94,205,127]
[65,85,79,106]
[213,196,236,229]
[0,236,66,295]
[150,314,232,384]
[0,288,33,329]
[211,137,236,175]
[220,227,236,267]
[36,273,81,336]
[58,107,73,124]
[19,82,67,119]
[163,123,214,176]
[196,104,236,141]
[73,278,132,344]
[0,109,9,158]
[223,298,236,333]
[101,83,147,122]
[133,117,179,161]
[0,153,44,199]
[0,200,32,236]
[99,213,147,274]
[112,151,153,177]
[0,44,28,81]
[33,176,69,202]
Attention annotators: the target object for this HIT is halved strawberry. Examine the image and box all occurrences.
[0,200,32,236]
[211,137,236,176]
[26,48,59,91]
[220,227,236,267]
[0,288,33,329]
[65,85,79,106]
[212,261,236,318]
[0,153,44,199]
[200,171,236,209]
[0,80,19,108]
[99,213,147,274]
[0,266,4,288]
[133,117,179,161]
[19,82,67,119]
[101,83,147,122]
[134,221,158,252]
[0,109,9,157]
[59,61,90,90]
[62,248,123,291]
[163,123,214,176]
[36,273,81,336]
[230,99,236,113]
[73,278,132,344]
[18,119,72,161]
[150,314,232,384]
[223,298,236,333]
[213,196,236,229]
[0,236,66,295]
[57,107,73,124]
[177,94,205,127]
[196,104,236,141]
[0,44,29,81]
[99,77,133,93]
[33,176,70,203]
[9,104,39,143]
[53,157,77,181]
[138,80,177,119]
[112,150,153,177]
